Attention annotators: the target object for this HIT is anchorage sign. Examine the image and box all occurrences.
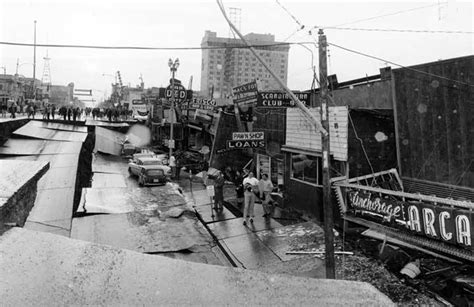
[349,190,472,249]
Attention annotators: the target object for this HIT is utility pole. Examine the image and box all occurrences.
[319,29,335,279]
[168,58,179,158]
[33,20,37,101]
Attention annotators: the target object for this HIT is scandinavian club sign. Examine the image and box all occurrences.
[227,132,265,149]
[348,190,472,249]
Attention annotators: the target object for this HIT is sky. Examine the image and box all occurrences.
[0,0,472,104]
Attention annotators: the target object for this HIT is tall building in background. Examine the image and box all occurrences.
[200,31,290,98]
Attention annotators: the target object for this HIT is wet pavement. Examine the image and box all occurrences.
[182,181,332,275]
[71,150,231,266]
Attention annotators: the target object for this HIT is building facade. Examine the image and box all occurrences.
[200,31,289,98]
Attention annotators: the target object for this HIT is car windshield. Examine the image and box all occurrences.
[147,169,164,176]
[142,160,158,165]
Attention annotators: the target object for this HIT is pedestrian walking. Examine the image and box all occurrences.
[1,100,7,118]
[259,174,274,218]
[234,170,244,207]
[242,171,259,226]
[67,107,72,121]
[51,105,56,119]
[213,171,225,211]
[9,102,16,118]
[169,154,176,179]
[201,159,209,186]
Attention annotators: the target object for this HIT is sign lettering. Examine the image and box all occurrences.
[232,132,264,141]
[257,91,310,108]
[348,189,473,249]
[227,140,266,149]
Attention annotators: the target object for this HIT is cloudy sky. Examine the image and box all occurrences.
[0,0,472,103]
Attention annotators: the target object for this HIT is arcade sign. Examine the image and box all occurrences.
[348,189,472,250]
[257,91,311,108]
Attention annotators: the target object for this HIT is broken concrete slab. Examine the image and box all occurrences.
[0,228,393,306]
[0,139,82,155]
[94,126,126,155]
[14,121,87,142]
[0,160,49,233]
[71,211,214,254]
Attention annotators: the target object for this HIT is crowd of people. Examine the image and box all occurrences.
[1,101,133,122]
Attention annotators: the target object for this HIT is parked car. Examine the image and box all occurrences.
[121,142,136,157]
[128,157,171,177]
[137,165,169,186]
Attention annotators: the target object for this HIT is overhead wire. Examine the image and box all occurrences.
[327,42,474,88]
[322,26,473,34]
[326,2,447,27]
[0,40,308,50]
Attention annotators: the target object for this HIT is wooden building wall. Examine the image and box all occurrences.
[348,109,397,178]
[328,80,393,109]
[393,56,474,188]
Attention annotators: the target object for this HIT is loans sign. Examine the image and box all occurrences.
[257,91,311,108]
[348,190,473,250]
[226,131,265,149]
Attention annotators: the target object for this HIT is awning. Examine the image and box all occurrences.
[281,145,322,157]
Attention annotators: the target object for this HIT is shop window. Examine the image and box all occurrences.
[291,153,322,185]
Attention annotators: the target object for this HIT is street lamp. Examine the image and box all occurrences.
[168,58,179,158]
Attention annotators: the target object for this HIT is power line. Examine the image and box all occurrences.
[275,0,305,29]
[323,26,473,34]
[0,40,302,50]
[328,2,447,28]
[328,42,474,87]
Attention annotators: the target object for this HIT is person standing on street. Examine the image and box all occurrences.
[242,171,259,226]
[259,174,274,218]
[169,154,176,180]
[213,170,225,211]
[234,170,244,208]
[201,159,209,186]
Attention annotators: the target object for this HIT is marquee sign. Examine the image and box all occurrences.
[348,188,472,250]
[257,91,311,108]
[333,169,474,262]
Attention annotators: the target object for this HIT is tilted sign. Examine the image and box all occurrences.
[348,189,473,250]
[182,98,217,110]
[227,131,265,149]
[257,91,311,108]
[333,169,474,261]
[232,80,258,106]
